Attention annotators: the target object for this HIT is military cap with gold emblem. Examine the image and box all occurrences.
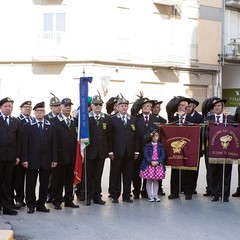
[61,98,73,105]
[0,97,14,107]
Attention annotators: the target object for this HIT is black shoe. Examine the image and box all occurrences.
[112,198,119,203]
[232,191,240,197]
[86,200,91,206]
[223,197,229,202]
[16,201,26,208]
[54,205,62,210]
[122,198,133,203]
[185,194,192,200]
[159,188,166,196]
[3,208,18,215]
[65,202,79,208]
[141,191,148,199]
[168,194,179,200]
[11,203,21,210]
[27,208,35,214]
[211,196,219,202]
[133,194,139,199]
[36,205,50,213]
[193,190,197,194]
[93,198,106,205]
[203,191,212,197]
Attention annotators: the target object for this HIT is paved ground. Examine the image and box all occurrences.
[1,158,240,240]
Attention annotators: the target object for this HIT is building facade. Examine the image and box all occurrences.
[0,0,222,117]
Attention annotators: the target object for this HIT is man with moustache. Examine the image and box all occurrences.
[0,97,21,215]
[21,102,57,214]
[51,98,79,209]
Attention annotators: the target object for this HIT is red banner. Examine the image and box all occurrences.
[159,125,201,170]
[208,122,240,164]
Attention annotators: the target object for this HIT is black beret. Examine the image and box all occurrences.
[33,101,45,110]
[0,97,14,107]
[20,100,32,108]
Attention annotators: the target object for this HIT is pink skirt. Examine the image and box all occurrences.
[139,164,165,180]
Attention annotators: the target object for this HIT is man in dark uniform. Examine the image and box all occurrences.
[204,98,234,202]
[152,100,167,196]
[21,102,57,213]
[0,97,21,215]
[132,98,161,199]
[14,100,34,208]
[186,98,204,194]
[168,98,196,200]
[44,94,60,203]
[45,93,61,121]
[51,98,79,209]
[109,96,139,203]
[86,95,111,205]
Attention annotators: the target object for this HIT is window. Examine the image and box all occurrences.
[43,13,65,44]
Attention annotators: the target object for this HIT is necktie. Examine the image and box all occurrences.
[180,116,184,124]
[26,117,30,122]
[216,116,220,123]
[122,115,126,127]
[4,116,9,125]
[95,115,99,125]
[39,122,43,135]
[66,118,71,128]
[145,115,149,126]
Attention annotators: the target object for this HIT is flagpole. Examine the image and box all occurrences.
[84,147,88,206]
[221,160,225,202]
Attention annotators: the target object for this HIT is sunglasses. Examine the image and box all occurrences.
[93,104,102,106]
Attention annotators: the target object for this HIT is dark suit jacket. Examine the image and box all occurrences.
[21,119,57,169]
[86,112,111,160]
[45,112,57,121]
[191,111,204,124]
[136,114,163,154]
[109,113,138,158]
[51,114,77,165]
[0,113,21,162]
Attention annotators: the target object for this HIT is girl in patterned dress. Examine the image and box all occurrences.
[139,130,166,202]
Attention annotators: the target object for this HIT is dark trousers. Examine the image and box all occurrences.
[0,161,15,209]
[86,156,105,200]
[110,152,134,199]
[14,164,26,203]
[237,165,240,187]
[170,169,194,195]
[132,156,143,196]
[26,168,50,209]
[209,163,232,198]
[52,163,74,205]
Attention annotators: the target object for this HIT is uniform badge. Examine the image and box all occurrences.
[131,124,136,131]
[103,123,107,130]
